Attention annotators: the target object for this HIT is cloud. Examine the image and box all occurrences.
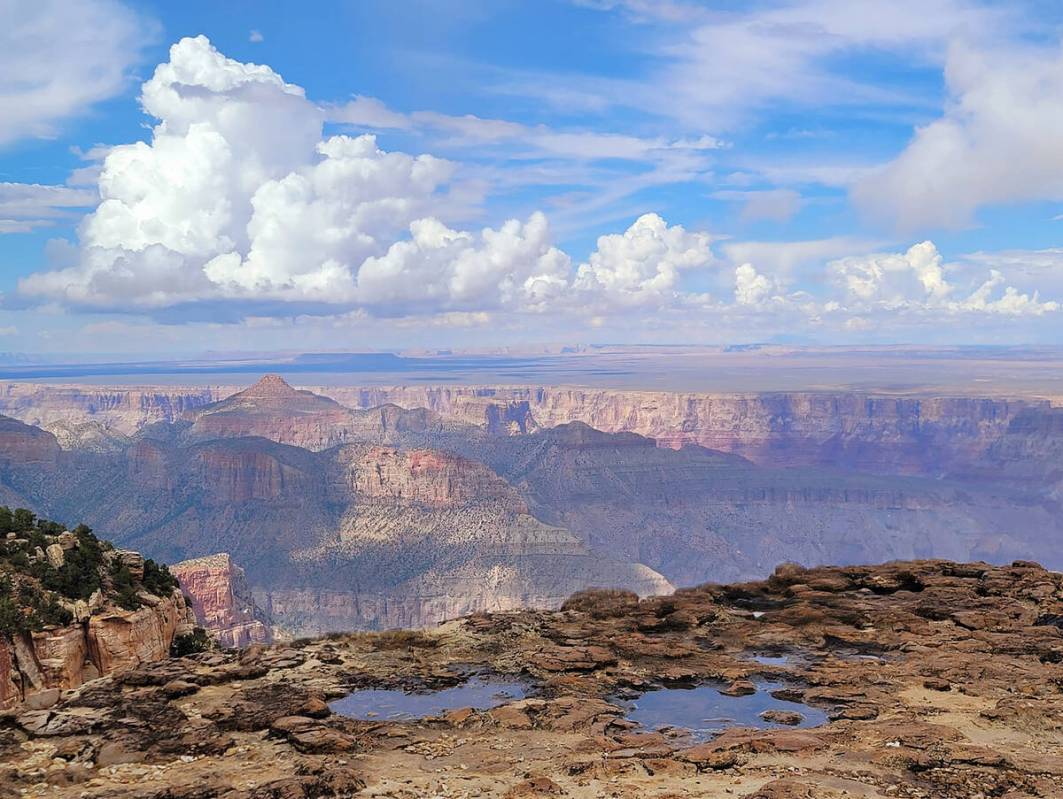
[249,30,264,43]
[354,213,570,314]
[828,241,1059,316]
[722,236,883,278]
[574,213,714,309]
[327,96,724,160]
[734,263,781,307]
[20,37,457,309]
[0,183,98,233]
[13,35,1061,339]
[830,241,950,306]
[854,42,1063,230]
[0,0,152,147]
[517,0,1006,132]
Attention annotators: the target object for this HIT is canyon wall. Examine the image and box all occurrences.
[0,592,191,711]
[324,386,1044,475]
[0,384,222,436]
[170,554,273,648]
[258,555,671,633]
[1,382,1053,479]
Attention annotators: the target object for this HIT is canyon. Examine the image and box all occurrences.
[0,376,1061,635]
[2,380,1059,476]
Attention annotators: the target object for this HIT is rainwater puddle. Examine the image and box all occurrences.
[618,681,828,742]
[329,675,529,721]
[746,653,795,666]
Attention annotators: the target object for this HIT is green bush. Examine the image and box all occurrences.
[171,628,211,657]
[143,559,178,597]
[0,574,73,635]
[0,506,187,639]
[110,562,142,611]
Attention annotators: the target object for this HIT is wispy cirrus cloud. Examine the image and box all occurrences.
[0,0,155,147]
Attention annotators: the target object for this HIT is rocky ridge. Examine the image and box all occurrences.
[0,510,197,712]
[1,558,1061,797]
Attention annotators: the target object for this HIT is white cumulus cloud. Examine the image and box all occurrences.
[20,36,458,310]
[12,34,1061,338]
[828,241,1058,316]
[356,213,571,314]
[574,213,714,308]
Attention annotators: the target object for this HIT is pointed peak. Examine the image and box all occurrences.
[255,374,293,389]
[202,372,344,415]
[241,374,299,399]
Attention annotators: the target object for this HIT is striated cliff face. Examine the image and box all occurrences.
[170,554,272,648]
[1,597,190,711]
[324,386,1045,476]
[0,383,222,438]
[2,381,1052,477]
[337,445,527,512]
[4,377,1063,636]
[0,415,60,466]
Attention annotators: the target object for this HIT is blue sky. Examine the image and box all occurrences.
[2,0,1063,354]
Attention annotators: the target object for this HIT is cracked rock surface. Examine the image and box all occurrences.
[2,558,1063,798]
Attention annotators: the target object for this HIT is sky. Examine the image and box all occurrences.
[2,0,1063,355]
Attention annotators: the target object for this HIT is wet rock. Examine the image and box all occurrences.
[759,709,804,725]
[721,679,757,696]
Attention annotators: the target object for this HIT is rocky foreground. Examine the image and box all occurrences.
[3,558,1063,798]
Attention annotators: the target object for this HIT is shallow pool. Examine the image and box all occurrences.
[329,674,529,721]
[618,681,828,742]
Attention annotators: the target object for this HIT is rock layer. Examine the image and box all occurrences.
[170,554,272,648]
[0,594,190,711]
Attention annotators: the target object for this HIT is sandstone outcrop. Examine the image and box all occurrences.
[1,587,190,712]
[0,516,196,711]
[3,559,1062,797]
[170,553,272,648]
